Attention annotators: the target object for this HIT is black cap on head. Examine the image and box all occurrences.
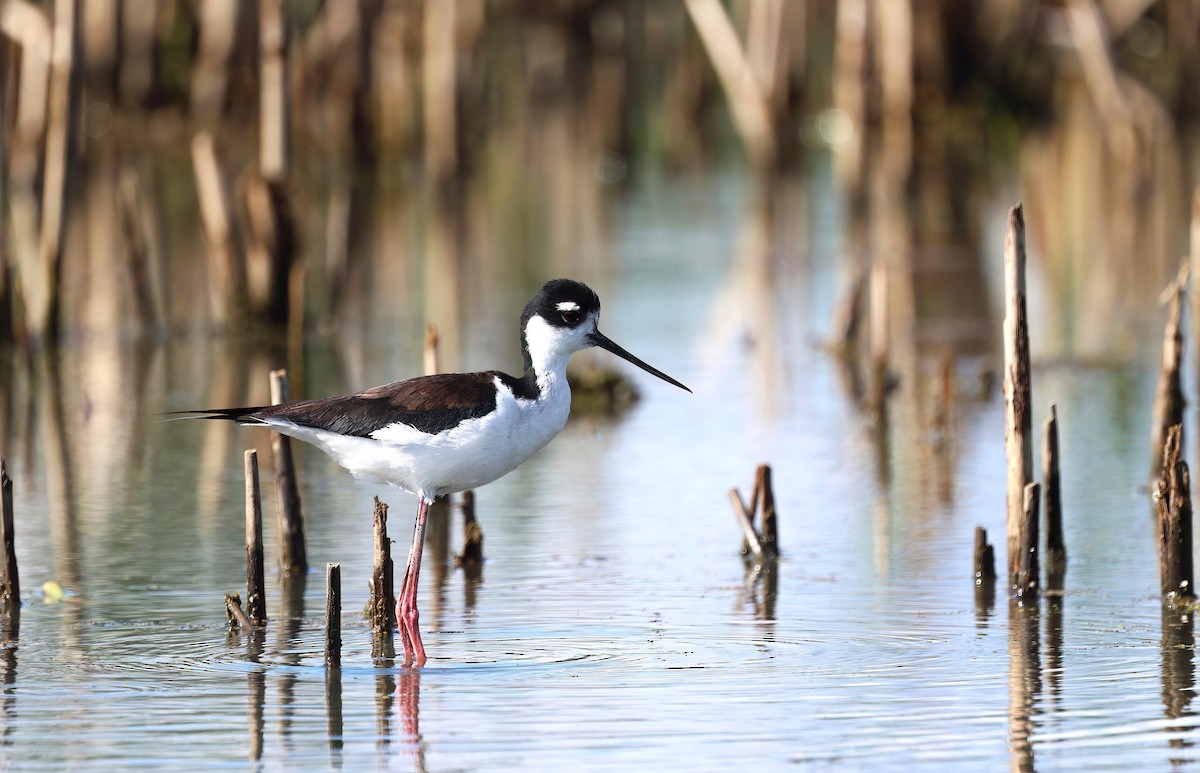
[522,279,601,330]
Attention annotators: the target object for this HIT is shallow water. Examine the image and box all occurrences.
[0,166,1194,771]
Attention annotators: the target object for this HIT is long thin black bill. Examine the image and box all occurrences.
[588,331,692,393]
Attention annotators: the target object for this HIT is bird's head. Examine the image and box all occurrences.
[521,279,691,392]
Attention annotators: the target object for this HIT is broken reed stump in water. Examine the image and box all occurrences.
[368,497,396,632]
[1003,205,1035,593]
[270,369,307,575]
[755,464,778,557]
[974,526,996,601]
[1151,260,1188,477]
[729,489,764,559]
[225,593,253,631]
[1012,482,1040,599]
[244,450,267,626]
[325,563,342,667]
[1043,404,1066,587]
[455,489,484,568]
[1,461,18,623]
[1157,425,1194,602]
[728,464,779,560]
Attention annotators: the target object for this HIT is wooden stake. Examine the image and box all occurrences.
[325,563,342,667]
[1043,404,1066,585]
[455,489,484,567]
[1158,424,1194,602]
[756,464,778,557]
[1013,482,1040,598]
[270,369,307,575]
[244,450,267,625]
[1003,205,1034,590]
[368,497,395,632]
[0,460,18,619]
[1151,259,1188,477]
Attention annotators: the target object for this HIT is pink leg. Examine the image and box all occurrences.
[397,497,430,666]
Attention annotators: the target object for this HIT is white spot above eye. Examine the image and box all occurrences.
[556,301,580,312]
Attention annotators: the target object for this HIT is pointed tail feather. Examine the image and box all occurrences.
[161,406,270,423]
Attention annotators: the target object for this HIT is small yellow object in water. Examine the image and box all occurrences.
[41,581,65,603]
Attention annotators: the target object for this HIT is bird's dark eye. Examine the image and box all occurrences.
[560,309,582,325]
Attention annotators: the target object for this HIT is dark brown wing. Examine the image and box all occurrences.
[254,372,506,437]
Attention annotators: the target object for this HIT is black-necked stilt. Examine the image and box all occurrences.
[177,279,690,664]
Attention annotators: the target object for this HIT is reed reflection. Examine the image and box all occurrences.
[740,560,778,622]
[326,660,344,768]
[274,572,307,748]
[0,630,15,748]
[1161,606,1197,759]
[1007,599,1041,773]
[243,627,266,763]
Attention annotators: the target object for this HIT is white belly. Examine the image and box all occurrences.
[264,375,571,501]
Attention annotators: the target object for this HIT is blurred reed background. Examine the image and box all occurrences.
[0,0,1196,425]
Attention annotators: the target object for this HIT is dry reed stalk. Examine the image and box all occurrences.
[259,0,289,182]
[0,460,18,620]
[244,450,267,625]
[118,0,157,105]
[867,257,889,410]
[1157,425,1194,602]
[422,0,458,183]
[190,0,238,120]
[1151,260,1188,476]
[1003,205,1034,590]
[115,168,163,328]
[2,2,51,333]
[191,132,246,326]
[682,0,776,170]
[1191,189,1200,367]
[325,563,342,667]
[270,370,306,575]
[368,497,396,632]
[832,0,867,184]
[1042,404,1066,586]
[728,488,764,559]
[25,0,77,340]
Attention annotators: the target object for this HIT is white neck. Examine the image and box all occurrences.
[522,315,579,387]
